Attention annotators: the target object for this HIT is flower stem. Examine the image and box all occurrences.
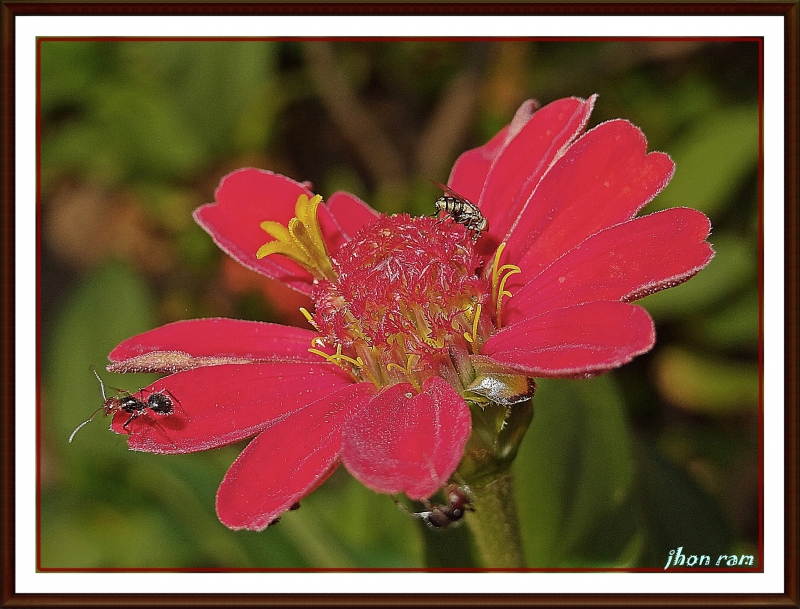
[465,472,527,568]
[456,397,533,568]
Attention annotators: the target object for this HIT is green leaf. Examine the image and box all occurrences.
[647,104,759,217]
[635,441,733,567]
[690,290,760,351]
[273,468,424,567]
[45,261,159,440]
[652,346,759,414]
[514,375,637,567]
[121,41,281,156]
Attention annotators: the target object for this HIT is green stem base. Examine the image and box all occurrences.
[465,472,527,568]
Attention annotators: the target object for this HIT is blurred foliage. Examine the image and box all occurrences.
[39,40,760,569]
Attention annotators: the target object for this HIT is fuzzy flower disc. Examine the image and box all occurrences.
[312,215,489,389]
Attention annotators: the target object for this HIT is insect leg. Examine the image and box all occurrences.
[122,411,139,430]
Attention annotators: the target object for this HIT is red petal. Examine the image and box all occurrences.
[222,257,314,328]
[108,318,323,371]
[483,301,655,377]
[503,120,675,280]
[504,208,715,325]
[447,99,539,203]
[215,382,374,531]
[341,377,472,500]
[111,362,355,454]
[326,191,381,241]
[194,169,344,295]
[474,96,596,251]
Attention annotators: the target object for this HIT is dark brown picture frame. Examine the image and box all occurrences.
[2,2,797,607]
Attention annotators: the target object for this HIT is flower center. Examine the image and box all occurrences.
[256,193,534,406]
[310,215,490,391]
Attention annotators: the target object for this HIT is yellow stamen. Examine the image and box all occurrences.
[330,344,363,368]
[386,354,421,392]
[256,194,336,281]
[462,303,482,351]
[491,242,508,304]
[496,266,521,328]
[490,242,521,329]
[299,307,320,330]
[424,334,445,349]
[308,347,338,365]
[309,343,363,370]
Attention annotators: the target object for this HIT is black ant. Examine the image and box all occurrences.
[399,483,475,530]
[69,367,182,443]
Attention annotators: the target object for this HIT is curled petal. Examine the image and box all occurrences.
[194,169,346,295]
[111,362,355,454]
[504,208,715,325]
[107,318,324,373]
[503,119,675,280]
[473,96,597,252]
[483,301,655,377]
[341,377,472,500]
[215,382,375,531]
[447,99,539,204]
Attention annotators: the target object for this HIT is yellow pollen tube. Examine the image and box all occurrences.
[386,354,421,392]
[256,194,337,281]
[309,343,362,369]
[491,243,521,329]
[463,303,482,351]
[299,307,321,330]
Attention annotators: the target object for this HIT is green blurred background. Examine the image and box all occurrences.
[39,40,761,569]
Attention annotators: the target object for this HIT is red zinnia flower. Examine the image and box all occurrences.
[105,95,713,531]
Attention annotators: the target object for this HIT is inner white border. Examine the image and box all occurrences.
[16,14,785,596]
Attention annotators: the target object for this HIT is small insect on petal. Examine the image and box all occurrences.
[69,367,181,446]
[431,180,488,241]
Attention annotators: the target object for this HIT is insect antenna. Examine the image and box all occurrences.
[68,407,104,443]
[92,365,110,400]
